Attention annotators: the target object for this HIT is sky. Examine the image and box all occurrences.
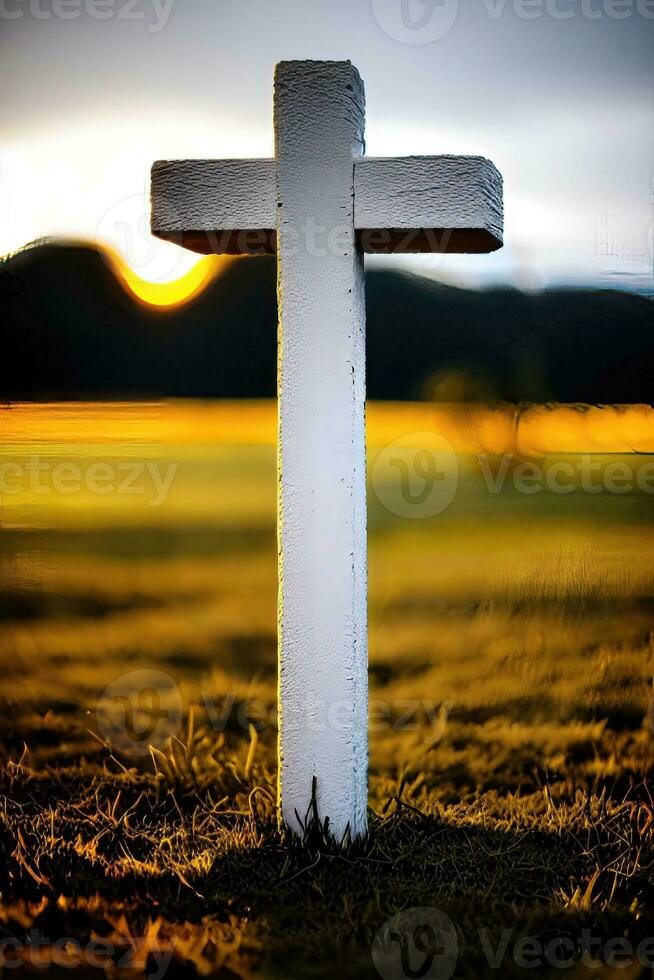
[1,0,653,292]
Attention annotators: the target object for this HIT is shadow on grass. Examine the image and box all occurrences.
[1,760,653,979]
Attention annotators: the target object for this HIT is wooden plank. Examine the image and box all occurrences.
[151,154,502,256]
[150,158,276,254]
[354,155,503,253]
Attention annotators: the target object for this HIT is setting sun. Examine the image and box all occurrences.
[104,246,232,310]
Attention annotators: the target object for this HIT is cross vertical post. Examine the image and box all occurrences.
[274,61,368,840]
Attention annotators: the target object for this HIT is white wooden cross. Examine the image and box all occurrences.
[150,60,503,841]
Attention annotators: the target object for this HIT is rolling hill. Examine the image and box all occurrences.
[0,241,651,402]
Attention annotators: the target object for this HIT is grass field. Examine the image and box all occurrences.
[1,402,654,978]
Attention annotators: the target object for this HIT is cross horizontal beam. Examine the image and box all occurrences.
[151,154,503,255]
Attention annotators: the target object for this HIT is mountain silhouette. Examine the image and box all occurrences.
[0,241,651,403]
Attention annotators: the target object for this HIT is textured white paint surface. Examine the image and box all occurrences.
[354,155,503,252]
[275,61,368,840]
[149,59,504,841]
[151,156,503,255]
[151,159,276,253]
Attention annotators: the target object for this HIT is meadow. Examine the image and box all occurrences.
[0,401,653,978]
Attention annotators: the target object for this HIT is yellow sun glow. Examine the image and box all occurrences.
[105,248,233,310]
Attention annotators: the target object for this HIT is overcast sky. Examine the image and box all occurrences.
[1,0,652,291]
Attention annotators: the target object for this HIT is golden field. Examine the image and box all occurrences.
[0,400,653,978]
